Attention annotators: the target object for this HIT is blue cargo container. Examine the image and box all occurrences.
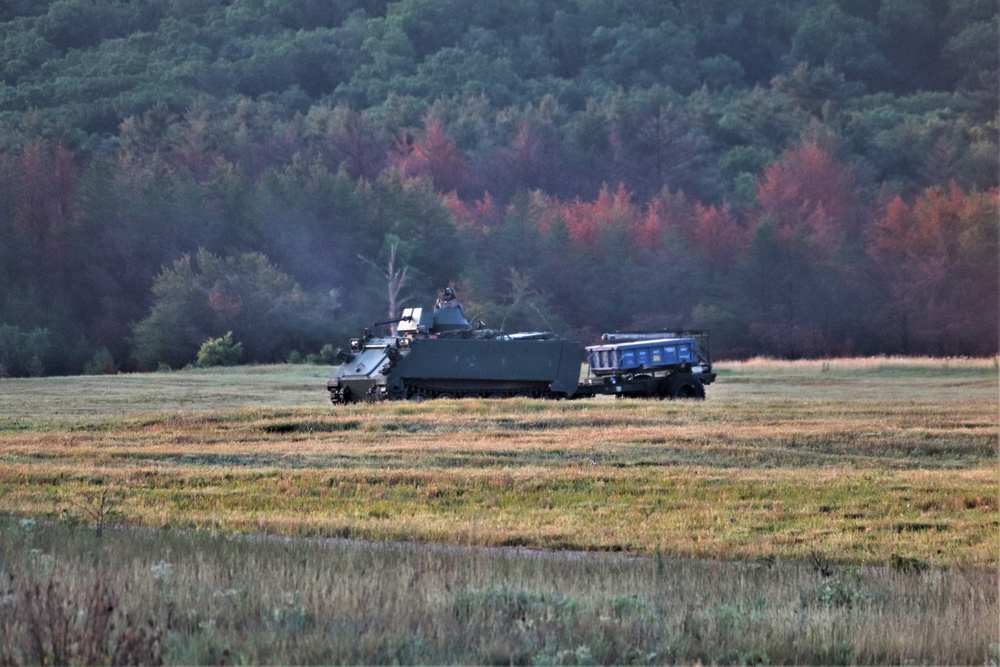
[586,337,702,376]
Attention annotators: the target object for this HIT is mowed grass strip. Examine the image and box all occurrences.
[0,358,996,567]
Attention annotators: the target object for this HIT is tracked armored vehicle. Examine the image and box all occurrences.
[327,306,582,403]
[327,304,715,404]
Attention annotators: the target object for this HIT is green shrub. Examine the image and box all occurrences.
[196,332,243,367]
[0,324,50,377]
[305,343,338,365]
[890,554,929,574]
[83,347,117,375]
[131,250,328,369]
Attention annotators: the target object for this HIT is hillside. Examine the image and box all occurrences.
[0,0,996,375]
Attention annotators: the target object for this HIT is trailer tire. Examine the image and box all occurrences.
[666,374,705,400]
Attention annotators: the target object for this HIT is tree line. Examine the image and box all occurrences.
[0,0,996,375]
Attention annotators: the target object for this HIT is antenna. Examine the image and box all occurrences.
[500,303,518,331]
[529,302,555,333]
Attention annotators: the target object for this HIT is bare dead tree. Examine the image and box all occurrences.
[358,240,409,332]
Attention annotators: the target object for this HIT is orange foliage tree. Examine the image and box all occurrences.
[868,183,999,354]
[560,184,639,250]
[743,141,873,355]
[8,140,79,256]
[755,141,865,252]
[393,118,467,194]
[0,140,80,297]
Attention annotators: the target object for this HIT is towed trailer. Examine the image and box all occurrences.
[573,332,716,399]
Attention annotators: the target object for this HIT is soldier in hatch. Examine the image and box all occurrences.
[435,287,464,314]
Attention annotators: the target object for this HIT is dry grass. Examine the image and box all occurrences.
[0,359,996,569]
[0,518,995,665]
[0,359,997,664]
[732,355,997,370]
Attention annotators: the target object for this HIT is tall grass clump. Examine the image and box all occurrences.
[0,517,995,665]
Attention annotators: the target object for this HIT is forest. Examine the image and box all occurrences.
[0,0,996,375]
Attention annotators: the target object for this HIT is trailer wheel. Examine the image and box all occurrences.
[666,374,705,400]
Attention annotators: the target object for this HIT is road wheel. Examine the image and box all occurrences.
[436,392,456,400]
[666,374,705,400]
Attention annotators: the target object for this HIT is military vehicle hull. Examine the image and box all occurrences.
[328,335,583,403]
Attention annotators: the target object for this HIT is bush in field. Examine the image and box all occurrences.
[0,324,49,377]
[132,249,329,369]
[305,343,338,365]
[196,331,243,367]
[82,347,117,375]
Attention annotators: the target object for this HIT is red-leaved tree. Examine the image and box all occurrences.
[744,142,872,355]
[756,141,865,253]
[393,118,467,194]
[868,183,999,354]
[561,184,638,250]
[4,141,79,289]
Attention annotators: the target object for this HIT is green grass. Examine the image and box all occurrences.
[0,364,329,425]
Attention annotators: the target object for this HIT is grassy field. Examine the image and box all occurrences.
[0,358,995,566]
[0,358,997,663]
[0,517,996,665]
